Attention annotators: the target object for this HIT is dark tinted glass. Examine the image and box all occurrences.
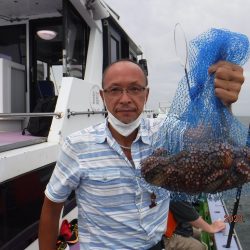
[0,163,54,249]
[0,24,26,64]
[64,1,90,79]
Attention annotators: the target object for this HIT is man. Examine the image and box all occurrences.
[164,201,226,250]
[38,59,245,250]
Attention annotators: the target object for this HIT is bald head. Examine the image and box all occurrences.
[102,59,148,88]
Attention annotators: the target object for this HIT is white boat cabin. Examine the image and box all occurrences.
[0,1,146,249]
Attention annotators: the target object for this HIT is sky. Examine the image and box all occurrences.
[104,0,250,116]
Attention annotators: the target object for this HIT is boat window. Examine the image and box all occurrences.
[64,0,90,79]
[35,22,63,95]
[129,50,138,62]
[111,35,120,63]
[0,24,26,64]
[37,60,60,96]
[29,18,62,109]
[102,18,131,70]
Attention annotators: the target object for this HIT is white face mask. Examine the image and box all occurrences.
[107,111,143,137]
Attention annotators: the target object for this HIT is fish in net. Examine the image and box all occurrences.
[141,142,250,194]
[141,28,250,197]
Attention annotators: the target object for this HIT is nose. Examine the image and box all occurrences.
[119,89,132,103]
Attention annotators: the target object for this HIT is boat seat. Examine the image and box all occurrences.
[37,79,55,98]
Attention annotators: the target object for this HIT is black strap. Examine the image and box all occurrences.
[148,239,164,250]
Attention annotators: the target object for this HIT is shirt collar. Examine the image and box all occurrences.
[94,120,108,144]
[136,118,151,145]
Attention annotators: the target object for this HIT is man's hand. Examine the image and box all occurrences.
[191,217,226,234]
[210,219,226,233]
[208,61,244,106]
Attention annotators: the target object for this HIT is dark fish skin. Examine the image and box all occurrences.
[141,143,250,194]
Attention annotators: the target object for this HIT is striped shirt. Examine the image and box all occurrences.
[45,118,170,250]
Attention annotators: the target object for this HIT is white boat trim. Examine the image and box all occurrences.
[207,199,243,250]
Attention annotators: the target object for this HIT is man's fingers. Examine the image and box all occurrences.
[214,67,245,83]
[214,78,242,92]
[208,61,243,74]
[208,61,244,105]
[214,88,239,104]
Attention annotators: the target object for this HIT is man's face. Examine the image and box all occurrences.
[100,61,149,124]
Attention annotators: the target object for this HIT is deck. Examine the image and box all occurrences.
[0,131,47,153]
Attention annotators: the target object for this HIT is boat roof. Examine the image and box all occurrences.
[102,1,143,56]
[0,0,143,56]
[0,0,61,21]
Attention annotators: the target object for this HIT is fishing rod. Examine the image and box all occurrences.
[225,123,250,248]
[174,23,191,95]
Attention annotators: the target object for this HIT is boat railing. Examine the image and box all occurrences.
[0,112,63,119]
[67,109,107,118]
[66,109,155,118]
[0,109,157,119]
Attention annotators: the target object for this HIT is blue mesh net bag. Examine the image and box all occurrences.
[141,28,250,200]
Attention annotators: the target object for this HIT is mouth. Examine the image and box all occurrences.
[116,110,136,116]
[116,107,136,112]
[117,109,134,112]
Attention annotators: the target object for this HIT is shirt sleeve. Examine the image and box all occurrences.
[170,201,200,223]
[45,136,81,203]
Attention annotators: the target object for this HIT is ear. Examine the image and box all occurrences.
[100,90,104,103]
[145,88,149,103]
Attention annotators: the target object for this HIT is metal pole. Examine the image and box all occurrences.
[67,109,107,118]
[225,187,242,248]
[225,123,250,248]
[0,112,62,118]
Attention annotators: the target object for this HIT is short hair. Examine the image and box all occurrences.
[102,58,148,88]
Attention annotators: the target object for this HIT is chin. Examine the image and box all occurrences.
[116,114,134,123]
[120,117,136,124]
[121,119,134,124]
